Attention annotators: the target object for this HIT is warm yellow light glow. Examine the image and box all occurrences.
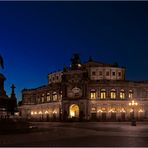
[109,108,116,113]
[39,111,42,114]
[129,90,133,99]
[102,108,106,112]
[69,104,79,118]
[120,91,125,99]
[91,107,96,111]
[139,109,144,113]
[97,110,103,113]
[45,111,48,114]
[70,111,75,117]
[53,111,57,114]
[120,108,126,112]
[129,100,138,106]
[31,111,34,115]
[14,112,19,116]
[34,111,37,115]
[130,109,133,112]
[90,92,96,99]
[111,92,116,99]
[100,89,106,99]
[101,92,106,99]
[78,64,81,67]
[110,89,116,99]
[132,100,134,105]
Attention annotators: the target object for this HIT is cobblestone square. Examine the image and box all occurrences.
[0,122,148,147]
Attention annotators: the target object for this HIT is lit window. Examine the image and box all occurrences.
[47,92,50,101]
[129,90,133,99]
[110,89,116,99]
[41,94,45,102]
[120,89,125,99]
[53,92,58,101]
[90,89,96,99]
[100,89,106,99]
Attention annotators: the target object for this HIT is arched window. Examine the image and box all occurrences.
[120,89,125,99]
[52,92,58,101]
[100,89,106,99]
[129,90,133,99]
[41,93,45,103]
[47,92,50,102]
[60,91,62,100]
[90,89,96,99]
[110,89,116,99]
[37,96,40,104]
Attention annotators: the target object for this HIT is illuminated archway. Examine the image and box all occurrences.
[69,104,79,118]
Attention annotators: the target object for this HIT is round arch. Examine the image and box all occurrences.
[69,104,79,118]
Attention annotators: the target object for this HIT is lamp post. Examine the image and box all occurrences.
[129,100,138,126]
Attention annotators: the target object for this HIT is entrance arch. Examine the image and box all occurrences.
[69,104,79,118]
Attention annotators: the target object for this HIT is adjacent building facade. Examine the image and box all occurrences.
[0,73,17,118]
[19,54,148,121]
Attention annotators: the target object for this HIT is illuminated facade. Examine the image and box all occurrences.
[19,54,148,121]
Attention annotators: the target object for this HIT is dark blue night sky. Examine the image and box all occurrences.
[0,1,148,101]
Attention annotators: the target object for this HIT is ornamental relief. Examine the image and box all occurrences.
[67,86,82,98]
[68,74,82,83]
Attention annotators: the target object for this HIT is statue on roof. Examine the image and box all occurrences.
[70,53,81,69]
[0,54,4,69]
[88,56,93,62]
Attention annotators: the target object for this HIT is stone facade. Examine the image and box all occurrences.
[19,54,148,121]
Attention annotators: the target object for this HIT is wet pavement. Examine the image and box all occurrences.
[0,122,148,147]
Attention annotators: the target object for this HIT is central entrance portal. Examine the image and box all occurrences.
[69,104,79,118]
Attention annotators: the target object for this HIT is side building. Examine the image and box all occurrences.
[19,54,148,121]
[0,73,17,118]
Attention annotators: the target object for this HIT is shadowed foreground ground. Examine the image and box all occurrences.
[0,121,148,147]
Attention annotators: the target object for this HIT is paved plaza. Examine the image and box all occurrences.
[0,122,148,147]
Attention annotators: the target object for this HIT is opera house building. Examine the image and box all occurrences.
[19,54,148,121]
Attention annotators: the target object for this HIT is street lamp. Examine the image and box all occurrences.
[129,100,138,126]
